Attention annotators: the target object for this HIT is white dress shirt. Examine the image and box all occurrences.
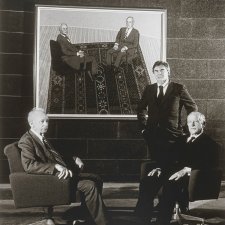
[187,130,203,143]
[157,80,169,97]
[30,129,44,143]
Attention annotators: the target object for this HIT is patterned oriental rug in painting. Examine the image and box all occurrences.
[47,42,150,115]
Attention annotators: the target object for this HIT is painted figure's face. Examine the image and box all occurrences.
[30,111,49,135]
[187,114,203,135]
[126,17,134,29]
[153,65,169,85]
[60,24,68,35]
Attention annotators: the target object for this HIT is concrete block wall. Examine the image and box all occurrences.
[0,0,225,183]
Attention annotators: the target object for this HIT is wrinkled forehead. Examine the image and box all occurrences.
[61,24,67,29]
[32,111,48,121]
[187,114,200,123]
[153,65,168,71]
[126,17,133,23]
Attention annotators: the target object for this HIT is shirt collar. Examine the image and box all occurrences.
[30,129,44,142]
[60,33,70,39]
[187,130,203,142]
[157,79,169,88]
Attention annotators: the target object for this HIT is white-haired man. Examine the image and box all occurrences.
[57,23,98,79]
[18,108,109,225]
[106,16,139,70]
[156,112,219,225]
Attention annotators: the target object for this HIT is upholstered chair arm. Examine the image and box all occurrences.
[10,172,72,208]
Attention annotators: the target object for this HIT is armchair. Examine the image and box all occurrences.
[139,160,222,220]
[4,142,77,221]
[50,40,93,80]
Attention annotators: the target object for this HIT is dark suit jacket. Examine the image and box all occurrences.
[57,34,83,70]
[18,130,71,175]
[116,27,139,51]
[177,133,219,170]
[137,82,198,137]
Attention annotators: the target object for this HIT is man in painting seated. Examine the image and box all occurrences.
[57,23,98,80]
[18,108,110,225]
[106,16,139,72]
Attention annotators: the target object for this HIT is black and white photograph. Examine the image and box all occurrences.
[0,1,225,225]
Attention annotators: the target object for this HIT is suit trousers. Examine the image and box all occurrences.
[135,171,188,225]
[106,48,136,68]
[64,55,98,75]
[72,173,108,225]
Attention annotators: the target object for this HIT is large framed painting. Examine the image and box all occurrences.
[34,5,167,118]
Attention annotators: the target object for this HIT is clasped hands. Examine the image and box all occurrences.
[113,43,127,52]
[77,50,85,58]
[55,157,84,179]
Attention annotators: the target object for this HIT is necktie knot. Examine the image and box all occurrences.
[124,29,129,39]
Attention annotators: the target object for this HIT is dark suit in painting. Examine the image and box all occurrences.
[106,27,139,67]
[57,34,98,75]
[18,130,108,225]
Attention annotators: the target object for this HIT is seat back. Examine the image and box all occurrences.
[4,142,24,173]
[49,40,65,72]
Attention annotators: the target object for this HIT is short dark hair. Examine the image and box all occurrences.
[152,61,170,74]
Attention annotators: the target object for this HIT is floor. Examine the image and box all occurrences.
[0,182,225,225]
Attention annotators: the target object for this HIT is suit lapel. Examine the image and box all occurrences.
[28,130,49,160]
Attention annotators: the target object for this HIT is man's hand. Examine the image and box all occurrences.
[148,168,161,177]
[169,167,191,181]
[121,46,127,52]
[113,43,119,50]
[55,164,72,179]
[77,50,84,58]
[75,157,84,170]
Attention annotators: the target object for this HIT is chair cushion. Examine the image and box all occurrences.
[10,172,72,208]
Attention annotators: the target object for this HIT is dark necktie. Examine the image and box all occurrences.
[157,86,164,104]
[124,29,129,39]
[42,136,66,166]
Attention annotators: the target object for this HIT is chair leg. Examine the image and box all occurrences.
[44,206,53,219]
[126,52,128,73]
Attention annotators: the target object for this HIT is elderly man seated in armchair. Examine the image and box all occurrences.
[57,23,98,80]
[135,111,220,225]
[18,108,110,225]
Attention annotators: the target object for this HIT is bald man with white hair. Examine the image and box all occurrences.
[57,23,98,80]
[157,111,219,225]
[18,108,109,225]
